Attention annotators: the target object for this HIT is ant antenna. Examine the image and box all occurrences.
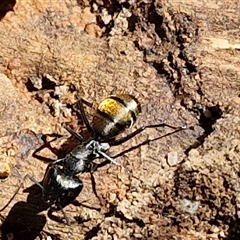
[97,150,130,173]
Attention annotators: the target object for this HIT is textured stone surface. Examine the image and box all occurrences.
[0,0,239,239]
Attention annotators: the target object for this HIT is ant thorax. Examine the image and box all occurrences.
[59,140,111,176]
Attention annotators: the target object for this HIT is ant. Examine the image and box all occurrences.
[1,94,188,225]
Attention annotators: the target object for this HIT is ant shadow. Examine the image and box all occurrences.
[32,125,92,163]
[0,0,16,20]
[0,129,99,239]
[0,184,56,240]
[0,173,96,240]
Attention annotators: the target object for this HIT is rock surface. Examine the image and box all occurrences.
[0,0,239,239]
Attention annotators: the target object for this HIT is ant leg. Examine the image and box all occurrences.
[28,175,44,191]
[93,127,188,170]
[90,172,100,200]
[109,123,187,146]
[62,123,83,142]
[98,150,130,173]
[75,99,96,138]
[83,161,99,173]
[78,98,93,108]
[48,207,71,225]
[59,206,71,225]
[0,174,43,212]
[32,135,63,163]
[112,127,187,159]
[97,150,121,166]
[59,210,71,239]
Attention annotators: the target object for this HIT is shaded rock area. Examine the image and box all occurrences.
[0,0,240,239]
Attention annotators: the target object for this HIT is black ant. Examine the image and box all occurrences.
[1,94,188,225]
